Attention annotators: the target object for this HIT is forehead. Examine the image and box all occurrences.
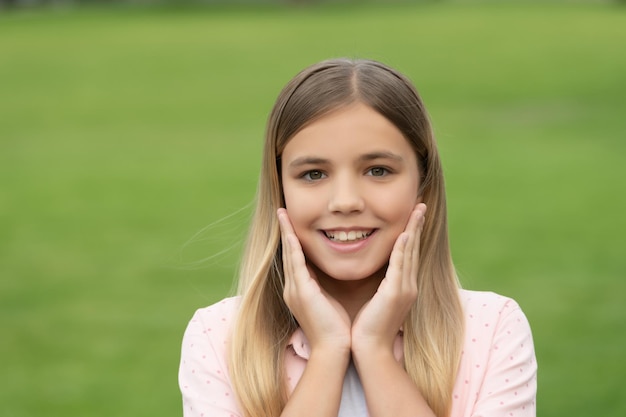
[281,103,415,162]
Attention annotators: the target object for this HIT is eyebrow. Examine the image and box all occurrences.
[287,151,404,168]
[359,151,404,163]
[288,156,330,168]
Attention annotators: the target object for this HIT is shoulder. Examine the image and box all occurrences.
[458,288,534,357]
[453,290,537,415]
[191,296,241,322]
[184,296,241,340]
[179,296,242,379]
[458,288,522,315]
[185,297,240,341]
[458,288,534,358]
[459,289,521,327]
[179,297,243,415]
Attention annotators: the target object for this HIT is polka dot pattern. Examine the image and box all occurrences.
[450,290,537,417]
[179,290,537,417]
[178,298,241,417]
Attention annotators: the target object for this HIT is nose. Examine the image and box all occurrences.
[327,173,365,214]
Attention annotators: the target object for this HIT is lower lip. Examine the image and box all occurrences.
[320,230,376,254]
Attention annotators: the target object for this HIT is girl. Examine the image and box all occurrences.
[179,58,537,417]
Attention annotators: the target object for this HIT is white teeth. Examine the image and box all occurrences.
[325,230,371,242]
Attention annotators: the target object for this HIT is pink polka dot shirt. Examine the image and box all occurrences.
[179,289,537,416]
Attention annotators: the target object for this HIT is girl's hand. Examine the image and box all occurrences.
[351,203,427,354]
[277,208,352,353]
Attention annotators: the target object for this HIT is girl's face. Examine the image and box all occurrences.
[281,103,421,283]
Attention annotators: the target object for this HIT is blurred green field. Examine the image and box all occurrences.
[1,2,625,416]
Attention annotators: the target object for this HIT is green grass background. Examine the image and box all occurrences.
[1,2,625,416]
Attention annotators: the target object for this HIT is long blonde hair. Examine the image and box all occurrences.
[229,58,464,417]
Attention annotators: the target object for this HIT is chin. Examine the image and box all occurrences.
[318,264,385,282]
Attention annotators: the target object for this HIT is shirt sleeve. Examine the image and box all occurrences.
[472,300,537,417]
[178,303,241,417]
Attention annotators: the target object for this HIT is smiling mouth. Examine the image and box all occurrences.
[323,230,374,242]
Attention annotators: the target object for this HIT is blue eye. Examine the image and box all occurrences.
[303,170,325,181]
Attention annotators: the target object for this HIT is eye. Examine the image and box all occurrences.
[302,170,326,181]
[367,167,389,177]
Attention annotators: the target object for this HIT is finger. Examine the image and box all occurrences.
[277,208,295,235]
[287,233,308,283]
[277,209,294,292]
[408,204,426,286]
[386,231,409,288]
[404,203,426,236]
[277,209,308,289]
[401,204,425,288]
[277,209,289,269]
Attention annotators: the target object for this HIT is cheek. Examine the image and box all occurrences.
[370,191,418,231]
[282,185,317,229]
[388,206,414,232]
[282,183,300,212]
